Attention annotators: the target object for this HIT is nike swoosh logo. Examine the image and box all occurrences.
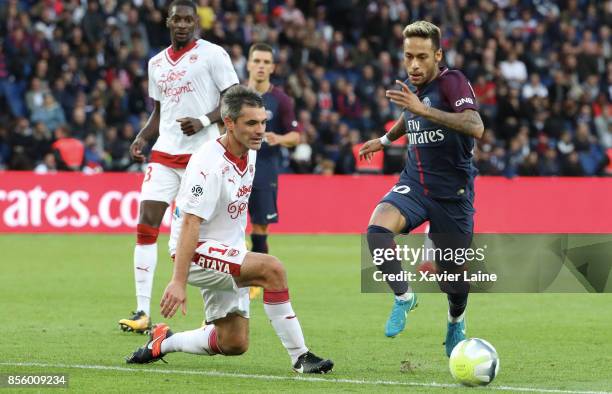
[136,266,150,272]
[148,335,163,350]
[266,213,278,220]
[294,365,304,373]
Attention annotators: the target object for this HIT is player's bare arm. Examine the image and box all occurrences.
[160,212,202,318]
[130,101,160,162]
[386,80,484,139]
[358,113,406,161]
[176,83,238,136]
[265,131,300,147]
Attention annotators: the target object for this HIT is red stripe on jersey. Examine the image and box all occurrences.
[150,150,191,169]
[165,40,197,64]
[413,146,429,195]
[263,288,290,304]
[216,139,249,175]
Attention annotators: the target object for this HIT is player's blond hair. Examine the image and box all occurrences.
[403,21,441,51]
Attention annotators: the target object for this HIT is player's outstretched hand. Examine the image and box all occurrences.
[265,132,281,146]
[359,138,383,162]
[386,80,427,116]
[176,117,204,136]
[160,280,187,318]
[130,137,146,162]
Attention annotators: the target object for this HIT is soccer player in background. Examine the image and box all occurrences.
[245,43,300,299]
[126,86,334,374]
[119,0,239,333]
[359,21,484,356]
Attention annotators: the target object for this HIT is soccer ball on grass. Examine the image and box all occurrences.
[449,338,499,386]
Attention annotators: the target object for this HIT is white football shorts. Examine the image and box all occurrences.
[139,163,185,204]
[187,240,250,323]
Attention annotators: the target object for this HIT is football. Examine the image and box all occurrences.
[449,338,500,387]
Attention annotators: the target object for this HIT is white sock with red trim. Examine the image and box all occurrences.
[263,289,308,365]
[134,244,157,316]
[160,324,222,355]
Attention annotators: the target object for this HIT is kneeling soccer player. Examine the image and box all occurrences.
[126,85,333,374]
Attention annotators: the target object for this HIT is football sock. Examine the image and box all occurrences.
[366,225,409,295]
[251,234,269,253]
[263,289,308,365]
[134,224,159,316]
[161,325,221,355]
[448,310,466,323]
[395,291,414,302]
[447,292,468,319]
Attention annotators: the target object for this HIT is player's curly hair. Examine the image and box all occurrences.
[221,85,264,121]
[403,20,441,51]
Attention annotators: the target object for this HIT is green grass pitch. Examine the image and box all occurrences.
[1,234,611,393]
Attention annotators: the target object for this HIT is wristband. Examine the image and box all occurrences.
[198,115,212,128]
[379,134,392,146]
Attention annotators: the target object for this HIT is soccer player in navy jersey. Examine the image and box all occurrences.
[246,43,300,299]
[359,21,484,357]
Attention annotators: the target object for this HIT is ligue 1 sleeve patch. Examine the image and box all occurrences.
[191,185,204,197]
[189,184,204,204]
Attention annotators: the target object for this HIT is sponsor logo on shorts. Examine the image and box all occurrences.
[266,213,278,220]
[195,255,234,275]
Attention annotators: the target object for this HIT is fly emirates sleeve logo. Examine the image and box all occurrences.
[158,69,195,103]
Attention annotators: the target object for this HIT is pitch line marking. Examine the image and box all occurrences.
[0,362,610,394]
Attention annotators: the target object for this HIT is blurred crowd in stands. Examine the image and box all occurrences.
[0,0,610,176]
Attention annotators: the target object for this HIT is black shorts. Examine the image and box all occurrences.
[248,188,278,225]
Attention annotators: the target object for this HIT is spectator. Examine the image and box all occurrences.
[499,50,528,87]
[522,74,548,100]
[30,93,66,132]
[51,125,83,171]
[0,0,609,178]
[34,152,57,174]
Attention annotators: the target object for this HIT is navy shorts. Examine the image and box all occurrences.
[248,188,278,225]
[380,182,474,236]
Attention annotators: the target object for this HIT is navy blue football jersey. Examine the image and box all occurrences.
[399,67,479,200]
[254,85,299,189]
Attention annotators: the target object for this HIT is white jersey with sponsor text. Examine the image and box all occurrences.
[170,139,256,253]
[148,39,239,157]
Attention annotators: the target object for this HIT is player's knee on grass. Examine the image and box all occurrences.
[218,334,249,355]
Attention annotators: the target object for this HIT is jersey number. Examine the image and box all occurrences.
[144,165,153,183]
[208,247,228,256]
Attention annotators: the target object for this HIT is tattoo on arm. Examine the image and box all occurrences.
[386,113,407,141]
[422,108,484,138]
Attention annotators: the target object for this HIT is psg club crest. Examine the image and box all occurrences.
[422,96,432,108]
[189,53,198,63]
